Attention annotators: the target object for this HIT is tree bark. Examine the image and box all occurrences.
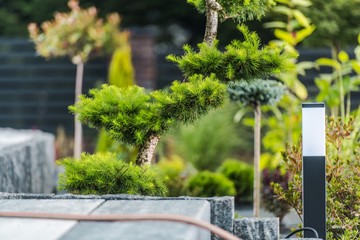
[136,134,161,166]
[74,62,84,159]
[204,0,222,46]
[253,104,261,217]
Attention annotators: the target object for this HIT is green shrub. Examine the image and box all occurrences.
[185,171,236,197]
[272,117,360,239]
[57,152,168,196]
[157,155,187,197]
[217,159,253,202]
[261,167,291,223]
[171,103,241,171]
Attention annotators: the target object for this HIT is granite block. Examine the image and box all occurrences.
[101,195,234,240]
[0,193,234,238]
[0,128,55,193]
[233,217,279,240]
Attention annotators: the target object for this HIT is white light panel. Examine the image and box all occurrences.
[302,103,325,156]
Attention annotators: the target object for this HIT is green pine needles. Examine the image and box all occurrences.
[167,25,291,82]
[70,74,227,156]
[57,152,168,196]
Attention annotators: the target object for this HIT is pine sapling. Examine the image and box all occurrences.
[228,80,286,217]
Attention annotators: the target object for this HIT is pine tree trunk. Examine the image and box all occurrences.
[204,0,222,45]
[136,134,160,166]
[74,62,84,159]
[253,104,261,217]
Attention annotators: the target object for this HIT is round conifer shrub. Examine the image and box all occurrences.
[217,159,254,202]
[57,152,168,196]
[157,155,187,197]
[185,171,236,197]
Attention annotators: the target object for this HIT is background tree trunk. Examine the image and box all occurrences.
[74,62,84,159]
[136,134,160,166]
[204,0,222,45]
[253,104,261,217]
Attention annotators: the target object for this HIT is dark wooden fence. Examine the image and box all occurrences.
[0,38,108,134]
[0,37,358,136]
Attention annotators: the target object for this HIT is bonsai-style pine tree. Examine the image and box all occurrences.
[71,0,290,167]
[28,0,128,159]
[228,79,286,217]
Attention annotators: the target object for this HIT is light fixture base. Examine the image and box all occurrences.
[303,156,326,239]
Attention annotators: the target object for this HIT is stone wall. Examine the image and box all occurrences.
[0,128,55,193]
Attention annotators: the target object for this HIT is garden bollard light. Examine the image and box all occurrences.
[302,103,326,239]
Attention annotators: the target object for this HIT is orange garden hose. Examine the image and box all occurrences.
[0,212,241,240]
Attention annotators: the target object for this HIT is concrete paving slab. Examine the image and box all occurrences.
[0,199,104,214]
[0,199,104,240]
[0,218,76,240]
[92,200,210,216]
[61,200,211,240]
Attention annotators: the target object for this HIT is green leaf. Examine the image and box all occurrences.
[274,29,295,45]
[292,80,308,100]
[272,6,292,16]
[293,10,310,28]
[297,61,316,75]
[315,78,330,91]
[294,25,315,43]
[263,21,288,29]
[351,61,360,75]
[358,33,360,45]
[275,0,290,4]
[279,73,308,100]
[291,0,312,7]
[338,51,349,63]
[355,46,360,61]
[316,58,341,70]
[233,108,248,123]
[243,117,255,127]
[350,76,360,89]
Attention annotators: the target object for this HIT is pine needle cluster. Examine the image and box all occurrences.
[57,152,168,196]
[70,74,227,147]
[187,0,275,22]
[167,25,291,82]
[228,79,286,107]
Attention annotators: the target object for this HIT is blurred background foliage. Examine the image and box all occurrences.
[2,0,360,49]
[0,0,274,47]
[161,102,244,171]
[301,0,360,51]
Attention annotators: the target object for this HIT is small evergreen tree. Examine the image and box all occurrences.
[28,0,127,159]
[71,74,227,165]
[228,79,286,216]
[71,0,291,167]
